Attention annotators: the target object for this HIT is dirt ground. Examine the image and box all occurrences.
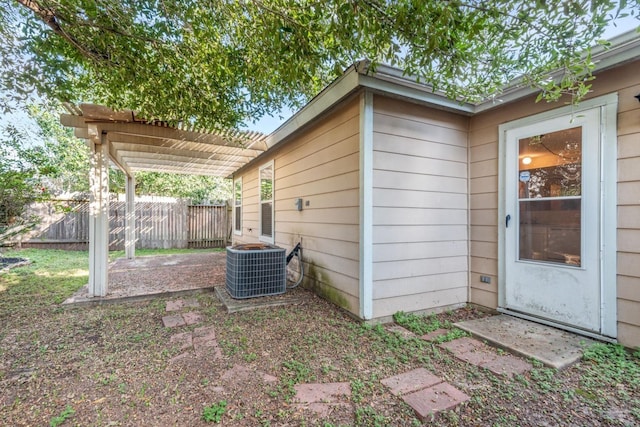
[1,252,639,426]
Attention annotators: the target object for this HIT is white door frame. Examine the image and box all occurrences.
[497,93,618,339]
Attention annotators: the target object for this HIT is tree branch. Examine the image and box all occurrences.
[15,0,110,63]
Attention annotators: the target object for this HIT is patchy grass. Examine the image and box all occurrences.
[109,247,224,261]
[1,249,639,426]
[0,249,89,309]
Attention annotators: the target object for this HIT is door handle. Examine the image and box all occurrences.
[506,214,511,228]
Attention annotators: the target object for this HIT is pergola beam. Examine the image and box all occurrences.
[84,121,269,152]
[107,133,263,158]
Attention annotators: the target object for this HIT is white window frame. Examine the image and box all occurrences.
[233,177,242,236]
[259,161,275,244]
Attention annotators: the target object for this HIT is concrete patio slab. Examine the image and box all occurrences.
[214,286,308,313]
[62,252,224,306]
[455,315,595,369]
[402,382,470,421]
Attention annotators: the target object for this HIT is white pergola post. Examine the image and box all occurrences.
[88,125,110,297]
[125,173,136,259]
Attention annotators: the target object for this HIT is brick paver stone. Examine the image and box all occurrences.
[166,298,200,312]
[454,347,499,366]
[169,332,193,351]
[165,300,183,312]
[439,337,532,376]
[294,382,351,404]
[193,326,217,342]
[302,402,353,418]
[481,354,532,376]
[162,315,186,328]
[168,352,190,364]
[182,311,203,325]
[220,364,277,384]
[192,326,222,357]
[402,382,470,421]
[380,368,443,396]
[438,337,484,354]
[385,325,416,339]
[421,328,450,342]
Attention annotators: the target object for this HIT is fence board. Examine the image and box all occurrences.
[188,205,227,248]
[23,198,228,250]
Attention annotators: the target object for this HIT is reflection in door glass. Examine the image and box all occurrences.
[518,127,582,266]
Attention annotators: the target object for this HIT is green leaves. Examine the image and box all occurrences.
[1,0,638,129]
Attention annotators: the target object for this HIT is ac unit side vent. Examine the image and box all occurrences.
[226,245,286,299]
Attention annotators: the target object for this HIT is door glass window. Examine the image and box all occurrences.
[518,127,582,266]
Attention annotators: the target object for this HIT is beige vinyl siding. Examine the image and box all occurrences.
[468,59,640,348]
[616,65,640,348]
[371,96,469,318]
[233,98,361,315]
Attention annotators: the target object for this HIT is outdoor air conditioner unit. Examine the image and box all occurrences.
[225,244,286,299]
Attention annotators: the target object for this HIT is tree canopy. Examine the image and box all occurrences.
[1,104,232,203]
[1,0,638,130]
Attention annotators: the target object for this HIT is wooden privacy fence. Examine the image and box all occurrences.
[23,197,230,250]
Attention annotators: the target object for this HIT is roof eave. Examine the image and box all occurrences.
[230,30,640,177]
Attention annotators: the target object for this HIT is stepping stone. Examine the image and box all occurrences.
[293,382,353,418]
[402,382,470,421]
[165,299,184,311]
[421,328,450,342]
[294,382,351,404]
[220,364,277,384]
[169,332,193,351]
[481,354,532,376]
[193,326,216,342]
[438,337,484,354]
[162,315,186,328]
[301,402,353,418]
[439,337,531,376]
[193,326,222,358]
[182,311,203,325]
[381,368,442,396]
[386,325,416,339]
[166,299,197,312]
[168,352,190,364]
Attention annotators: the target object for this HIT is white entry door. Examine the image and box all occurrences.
[503,108,602,333]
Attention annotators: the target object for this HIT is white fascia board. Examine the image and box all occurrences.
[589,30,640,71]
[361,30,640,115]
[357,73,476,115]
[475,30,640,113]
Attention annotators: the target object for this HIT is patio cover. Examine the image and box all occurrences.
[60,103,268,297]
